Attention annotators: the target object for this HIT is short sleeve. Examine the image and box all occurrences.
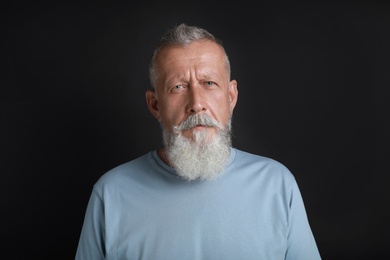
[75,189,106,260]
[285,181,321,259]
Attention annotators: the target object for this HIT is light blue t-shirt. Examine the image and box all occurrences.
[76,148,321,259]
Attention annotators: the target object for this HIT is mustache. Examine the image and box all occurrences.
[174,114,221,132]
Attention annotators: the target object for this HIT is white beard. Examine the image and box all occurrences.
[162,114,232,181]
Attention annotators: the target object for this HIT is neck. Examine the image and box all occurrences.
[157,148,171,166]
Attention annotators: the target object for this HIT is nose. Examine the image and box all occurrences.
[186,86,207,114]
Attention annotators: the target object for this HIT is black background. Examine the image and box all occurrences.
[2,2,389,259]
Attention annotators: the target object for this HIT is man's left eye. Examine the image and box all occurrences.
[204,81,215,86]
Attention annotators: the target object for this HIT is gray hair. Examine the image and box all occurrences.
[149,23,231,89]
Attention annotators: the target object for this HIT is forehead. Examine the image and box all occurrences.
[156,40,225,69]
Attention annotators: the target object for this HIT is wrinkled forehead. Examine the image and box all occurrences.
[157,43,227,82]
[156,40,225,65]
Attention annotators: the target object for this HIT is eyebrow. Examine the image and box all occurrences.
[163,68,224,88]
[197,71,221,80]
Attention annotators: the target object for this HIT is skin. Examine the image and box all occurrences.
[146,40,238,165]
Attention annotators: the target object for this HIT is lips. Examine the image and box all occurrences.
[192,125,207,129]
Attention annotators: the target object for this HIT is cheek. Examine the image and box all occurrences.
[209,95,231,121]
[159,106,183,128]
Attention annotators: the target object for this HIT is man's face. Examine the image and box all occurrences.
[147,40,238,142]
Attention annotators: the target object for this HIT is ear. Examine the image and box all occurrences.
[228,80,238,112]
[146,89,161,121]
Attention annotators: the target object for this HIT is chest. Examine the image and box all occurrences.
[103,184,289,260]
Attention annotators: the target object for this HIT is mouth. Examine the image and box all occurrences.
[194,123,211,128]
[181,125,212,133]
[190,125,207,130]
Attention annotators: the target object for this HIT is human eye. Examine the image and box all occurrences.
[204,81,217,88]
[171,84,186,93]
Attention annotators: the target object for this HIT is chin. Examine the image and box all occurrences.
[188,129,215,145]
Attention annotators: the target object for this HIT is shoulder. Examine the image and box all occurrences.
[93,152,155,192]
[233,148,290,171]
[231,148,296,183]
